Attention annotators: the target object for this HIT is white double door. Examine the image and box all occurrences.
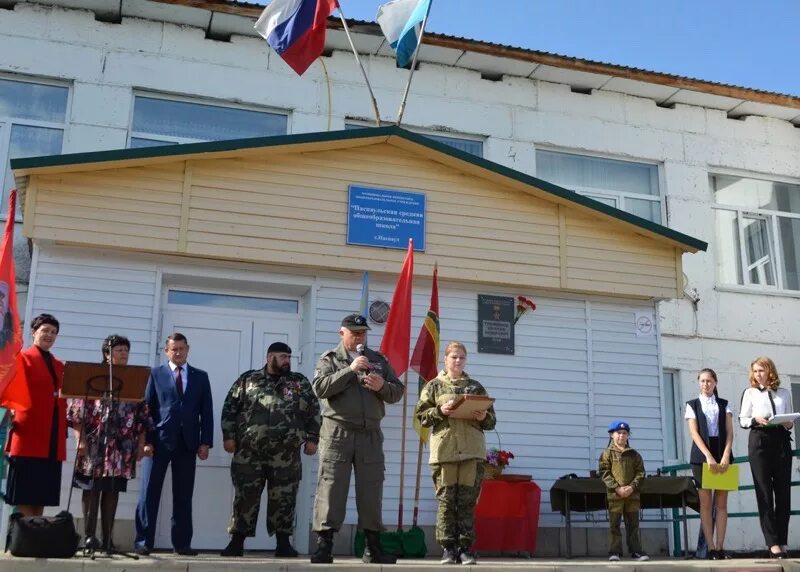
[154,309,307,551]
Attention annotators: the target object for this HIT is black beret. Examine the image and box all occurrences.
[267,342,292,354]
[341,313,370,331]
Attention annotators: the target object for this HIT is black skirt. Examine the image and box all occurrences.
[3,455,63,506]
[72,474,128,493]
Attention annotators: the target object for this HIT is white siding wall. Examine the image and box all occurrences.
[314,276,663,528]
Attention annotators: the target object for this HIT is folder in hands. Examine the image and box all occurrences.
[701,463,739,491]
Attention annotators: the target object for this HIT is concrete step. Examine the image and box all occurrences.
[0,553,797,572]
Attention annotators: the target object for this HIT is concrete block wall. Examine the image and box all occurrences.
[2,0,800,552]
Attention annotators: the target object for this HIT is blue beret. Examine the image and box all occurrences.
[608,419,631,433]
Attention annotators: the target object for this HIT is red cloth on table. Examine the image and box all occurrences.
[473,479,541,553]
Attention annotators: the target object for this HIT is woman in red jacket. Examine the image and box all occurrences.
[3,313,66,517]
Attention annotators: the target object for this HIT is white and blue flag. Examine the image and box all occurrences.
[376,0,431,68]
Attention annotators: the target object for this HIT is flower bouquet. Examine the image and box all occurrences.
[484,447,514,479]
[514,295,537,324]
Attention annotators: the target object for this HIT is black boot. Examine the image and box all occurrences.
[363,530,397,564]
[310,530,334,564]
[275,532,298,557]
[220,533,245,557]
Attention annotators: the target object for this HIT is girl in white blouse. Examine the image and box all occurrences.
[685,368,733,559]
[739,356,794,559]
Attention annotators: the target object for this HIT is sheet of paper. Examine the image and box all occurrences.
[440,394,495,419]
[767,412,800,425]
[701,463,739,491]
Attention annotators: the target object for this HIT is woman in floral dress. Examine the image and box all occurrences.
[67,335,153,552]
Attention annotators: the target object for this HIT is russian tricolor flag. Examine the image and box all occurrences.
[255,0,338,76]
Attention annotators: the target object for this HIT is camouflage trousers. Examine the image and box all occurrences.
[607,496,641,555]
[431,460,484,547]
[228,445,302,537]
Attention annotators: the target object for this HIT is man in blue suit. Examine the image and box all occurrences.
[135,333,213,556]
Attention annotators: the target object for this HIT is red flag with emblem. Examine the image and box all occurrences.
[410,263,439,441]
[410,263,439,384]
[379,239,414,376]
[0,190,28,412]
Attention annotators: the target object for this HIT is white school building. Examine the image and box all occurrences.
[1,0,799,555]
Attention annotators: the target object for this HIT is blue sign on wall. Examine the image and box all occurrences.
[347,185,426,250]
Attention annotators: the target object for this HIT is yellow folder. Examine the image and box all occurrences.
[701,463,739,491]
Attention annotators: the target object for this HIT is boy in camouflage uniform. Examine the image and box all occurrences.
[220,342,320,557]
[598,420,649,562]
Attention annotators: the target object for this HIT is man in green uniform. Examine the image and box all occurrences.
[309,314,404,564]
[220,342,320,558]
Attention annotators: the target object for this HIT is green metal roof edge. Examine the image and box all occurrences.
[12,125,707,252]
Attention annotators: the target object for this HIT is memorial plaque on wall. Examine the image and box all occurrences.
[477,295,514,354]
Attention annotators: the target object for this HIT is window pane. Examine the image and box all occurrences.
[0,79,68,122]
[344,123,483,157]
[626,197,662,224]
[3,125,64,213]
[537,150,659,196]
[131,97,287,143]
[425,134,483,157]
[167,290,298,313]
[715,210,742,285]
[662,371,678,461]
[130,137,174,148]
[742,216,776,286]
[585,194,617,208]
[713,174,800,215]
[778,216,800,291]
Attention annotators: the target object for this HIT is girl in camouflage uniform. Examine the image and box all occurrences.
[414,342,496,565]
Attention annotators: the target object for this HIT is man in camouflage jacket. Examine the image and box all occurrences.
[220,342,320,558]
[309,313,404,565]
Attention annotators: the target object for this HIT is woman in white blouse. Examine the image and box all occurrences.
[685,368,733,559]
[739,357,794,559]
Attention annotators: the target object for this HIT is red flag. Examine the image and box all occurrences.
[0,190,28,412]
[410,263,439,384]
[410,264,439,442]
[379,239,414,376]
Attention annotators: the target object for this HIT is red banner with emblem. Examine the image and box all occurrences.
[0,190,28,412]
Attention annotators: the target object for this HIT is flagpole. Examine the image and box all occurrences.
[397,370,408,530]
[412,432,424,527]
[336,4,382,126]
[395,0,433,126]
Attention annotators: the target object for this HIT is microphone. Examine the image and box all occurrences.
[356,344,371,374]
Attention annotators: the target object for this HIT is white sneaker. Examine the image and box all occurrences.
[631,552,650,561]
[608,553,621,561]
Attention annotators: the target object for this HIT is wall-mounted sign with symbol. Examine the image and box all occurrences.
[634,311,656,337]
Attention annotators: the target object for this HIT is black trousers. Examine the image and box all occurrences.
[748,428,792,547]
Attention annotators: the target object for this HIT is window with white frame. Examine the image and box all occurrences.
[536,150,663,223]
[713,174,800,292]
[0,78,69,216]
[344,122,484,157]
[662,369,683,462]
[129,95,288,148]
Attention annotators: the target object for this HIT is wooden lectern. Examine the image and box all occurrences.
[61,362,151,402]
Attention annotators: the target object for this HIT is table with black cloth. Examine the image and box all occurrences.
[473,478,541,555]
[549,476,699,557]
